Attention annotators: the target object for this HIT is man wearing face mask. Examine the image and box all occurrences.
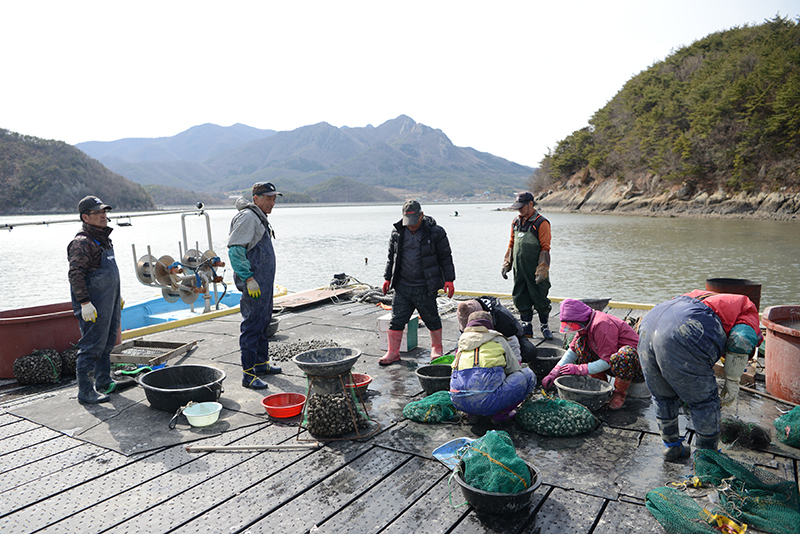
[379,199,456,365]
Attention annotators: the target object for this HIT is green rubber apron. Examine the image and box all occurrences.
[511,225,551,316]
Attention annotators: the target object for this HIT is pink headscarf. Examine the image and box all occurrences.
[559,299,593,322]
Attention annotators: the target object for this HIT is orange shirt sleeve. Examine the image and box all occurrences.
[537,219,551,252]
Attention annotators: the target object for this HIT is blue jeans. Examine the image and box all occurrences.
[638,295,727,444]
[389,283,441,331]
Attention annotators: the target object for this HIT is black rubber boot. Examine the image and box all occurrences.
[78,372,110,404]
[695,432,719,452]
[242,371,269,389]
[658,417,689,462]
[540,323,554,340]
[520,313,534,338]
[539,313,554,340]
[254,363,282,376]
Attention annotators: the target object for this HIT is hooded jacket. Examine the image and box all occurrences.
[561,299,639,362]
[384,215,455,294]
[453,327,521,375]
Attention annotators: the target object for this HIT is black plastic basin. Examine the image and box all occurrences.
[138,364,226,412]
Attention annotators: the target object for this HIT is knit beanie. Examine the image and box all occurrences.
[457,300,483,331]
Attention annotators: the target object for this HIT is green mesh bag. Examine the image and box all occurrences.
[460,430,531,493]
[403,391,458,423]
[693,449,800,534]
[647,450,800,534]
[773,405,800,448]
[515,396,596,436]
[646,486,720,534]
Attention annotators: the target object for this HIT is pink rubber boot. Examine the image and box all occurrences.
[379,329,404,366]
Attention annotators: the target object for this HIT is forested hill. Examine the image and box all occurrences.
[534,16,800,220]
[0,130,155,214]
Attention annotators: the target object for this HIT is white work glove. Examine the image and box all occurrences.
[81,302,98,322]
[720,351,748,407]
[246,278,261,299]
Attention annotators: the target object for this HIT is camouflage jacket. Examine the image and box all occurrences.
[67,222,114,304]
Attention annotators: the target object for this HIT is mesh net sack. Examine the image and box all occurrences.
[693,449,800,534]
[13,349,62,385]
[773,405,800,448]
[460,430,531,494]
[515,396,596,436]
[646,486,720,534]
[647,450,800,534]
[60,345,78,377]
[403,391,458,423]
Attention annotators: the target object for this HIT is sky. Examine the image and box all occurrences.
[1,1,797,169]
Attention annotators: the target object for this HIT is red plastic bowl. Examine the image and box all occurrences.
[261,393,306,418]
[345,373,372,396]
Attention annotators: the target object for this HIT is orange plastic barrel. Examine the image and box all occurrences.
[760,305,800,404]
[705,278,761,310]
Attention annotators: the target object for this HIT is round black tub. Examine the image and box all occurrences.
[138,364,226,412]
[415,364,452,395]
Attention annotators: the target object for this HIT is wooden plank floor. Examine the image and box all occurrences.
[1,297,797,534]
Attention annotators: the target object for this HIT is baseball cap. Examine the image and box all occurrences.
[509,191,535,209]
[252,182,282,197]
[78,196,113,214]
[402,199,422,226]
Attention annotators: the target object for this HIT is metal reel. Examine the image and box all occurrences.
[154,255,176,287]
[202,249,218,262]
[179,279,200,305]
[182,249,201,272]
[161,288,181,303]
[135,254,158,285]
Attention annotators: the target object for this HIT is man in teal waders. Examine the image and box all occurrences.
[227,182,284,389]
[501,191,553,339]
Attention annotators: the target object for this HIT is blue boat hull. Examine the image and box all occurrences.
[121,291,242,331]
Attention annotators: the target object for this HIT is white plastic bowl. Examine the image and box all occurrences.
[182,402,222,427]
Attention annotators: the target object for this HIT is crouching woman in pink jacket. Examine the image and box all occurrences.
[541,298,644,410]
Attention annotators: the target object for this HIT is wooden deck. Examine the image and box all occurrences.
[0,296,798,534]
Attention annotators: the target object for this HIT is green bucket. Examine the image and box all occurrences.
[431,353,455,365]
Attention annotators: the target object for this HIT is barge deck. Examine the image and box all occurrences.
[1,295,798,534]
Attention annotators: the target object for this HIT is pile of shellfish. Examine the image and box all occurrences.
[305,391,368,437]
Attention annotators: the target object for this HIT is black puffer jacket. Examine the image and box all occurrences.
[384,216,456,294]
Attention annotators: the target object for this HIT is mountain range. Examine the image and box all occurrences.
[77,115,533,200]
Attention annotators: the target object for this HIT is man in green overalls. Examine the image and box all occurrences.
[501,191,553,339]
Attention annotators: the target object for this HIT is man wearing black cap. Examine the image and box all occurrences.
[502,191,554,339]
[67,196,121,404]
[380,199,456,365]
[227,182,284,388]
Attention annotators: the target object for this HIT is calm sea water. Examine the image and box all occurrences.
[1,202,798,313]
